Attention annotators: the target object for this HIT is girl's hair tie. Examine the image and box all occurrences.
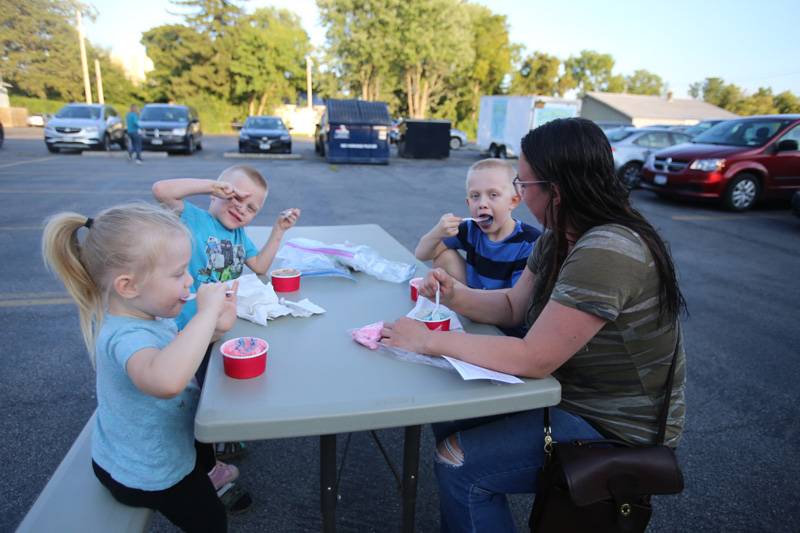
[84,217,94,229]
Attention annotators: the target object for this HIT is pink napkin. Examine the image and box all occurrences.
[351,321,385,350]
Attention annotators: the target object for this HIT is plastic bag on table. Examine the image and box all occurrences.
[280,238,415,283]
[274,238,354,280]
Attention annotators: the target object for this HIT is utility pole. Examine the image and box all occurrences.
[76,11,92,104]
[306,56,313,110]
[94,59,104,104]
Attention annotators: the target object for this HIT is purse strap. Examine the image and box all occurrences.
[543,325,681,450]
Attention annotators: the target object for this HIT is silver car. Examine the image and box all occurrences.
[450,128,467,150]
[44,104,126,153]
[608,127,692,189]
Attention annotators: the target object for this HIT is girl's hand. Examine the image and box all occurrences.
[380,317,434,354]
[276,208,301,231]
[435,213,461,239]
[419,268,456,304]
[212,280,239,340]
[195,282,228,317]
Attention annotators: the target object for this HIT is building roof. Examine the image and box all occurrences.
[584,92,738,121]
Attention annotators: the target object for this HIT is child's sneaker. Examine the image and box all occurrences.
[208,460,239,491]
[217,482,252,514]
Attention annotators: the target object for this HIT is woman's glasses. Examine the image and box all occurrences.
[512,175,549,194]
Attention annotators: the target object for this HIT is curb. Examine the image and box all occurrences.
[223,152,303,160]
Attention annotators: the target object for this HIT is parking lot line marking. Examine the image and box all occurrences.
[672,214,784,221]
[0,297,74,308]
[0,156,58,169]
[0,189,148,195]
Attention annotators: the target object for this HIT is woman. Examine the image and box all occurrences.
[381,118,686,532]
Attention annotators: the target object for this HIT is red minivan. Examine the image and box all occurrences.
[640,115,800,210]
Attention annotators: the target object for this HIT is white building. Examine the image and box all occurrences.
[581,91,737,128]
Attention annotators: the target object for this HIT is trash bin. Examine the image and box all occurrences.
[398,119,451,159]
[320,99,391,165]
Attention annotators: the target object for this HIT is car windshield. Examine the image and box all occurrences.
[141,107,188,122]
[606,129,634,142]
[693,119,791,147]
[56,106,101,119]
[245,117,284,129]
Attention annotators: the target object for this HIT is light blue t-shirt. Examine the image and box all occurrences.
[92,315,200,491]
[176,201,259,329]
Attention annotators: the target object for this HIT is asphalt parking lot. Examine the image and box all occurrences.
[2,129,799,532]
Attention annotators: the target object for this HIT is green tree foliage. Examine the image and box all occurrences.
[689,77,800,116]
[690,77,743,110]
[318,0,400,102]
[230,7,310,115]
[564,50,616,94]
[733,87,777,115]
[625,69,664,95]
[1,0,138,103]
[141,24,213,101]
[510,51,573,97]
[774,91,800,114]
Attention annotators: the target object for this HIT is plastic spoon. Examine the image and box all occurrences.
[433,282,441,319]
[180,290,234,302]
[463,216,491,223]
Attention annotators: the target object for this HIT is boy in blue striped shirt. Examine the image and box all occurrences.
[415,159,540,335]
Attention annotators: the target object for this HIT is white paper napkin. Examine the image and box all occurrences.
[406,296,464,330]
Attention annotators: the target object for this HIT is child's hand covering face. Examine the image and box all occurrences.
[211,181,251,203]
[276,208,301,231]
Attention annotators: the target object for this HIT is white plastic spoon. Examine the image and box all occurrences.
[180,290,234,302]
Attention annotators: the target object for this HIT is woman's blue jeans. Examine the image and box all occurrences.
[432,407,603,532]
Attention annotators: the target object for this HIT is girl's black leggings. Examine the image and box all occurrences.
[93,440,226,533]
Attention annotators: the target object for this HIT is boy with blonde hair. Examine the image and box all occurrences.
[416,158,540,291]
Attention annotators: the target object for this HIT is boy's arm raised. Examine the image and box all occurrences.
[151,179,219,213]
[245,208,300,274]
[415,213,460,261]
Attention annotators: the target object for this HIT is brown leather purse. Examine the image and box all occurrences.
[529,340,684,533]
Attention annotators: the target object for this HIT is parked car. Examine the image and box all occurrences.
[27,113,51,127]
[595,121,630,132]
[640,115,800,211]
[139,104,202,154]
[792,190,800,218]
[449,128,467,150]
[43,104,126,153]
[607,127,692,189]
[238,116,291,153]
[679,120,728,139]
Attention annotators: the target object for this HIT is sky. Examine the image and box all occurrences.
[84,0,800,98]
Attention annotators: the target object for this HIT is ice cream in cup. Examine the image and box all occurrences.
[409,277,423,302]
[220,336,269,379]
[414,309,452,331]
[271,267,301,292]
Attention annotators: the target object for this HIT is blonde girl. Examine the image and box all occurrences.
[42,202,236,532]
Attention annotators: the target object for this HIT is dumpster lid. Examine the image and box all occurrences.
[326,99,391,125]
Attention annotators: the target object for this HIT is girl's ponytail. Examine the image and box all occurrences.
[42,213,104,365]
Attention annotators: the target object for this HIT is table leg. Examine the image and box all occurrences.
[401,425,422,533]
[320,434,337,533]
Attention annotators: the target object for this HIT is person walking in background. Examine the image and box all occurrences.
[126,104,143,164]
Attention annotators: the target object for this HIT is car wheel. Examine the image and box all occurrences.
[723,173,760,211]
[319,141,325,157]
[100,133,111,151]
[46,144,59,153]
[619,162,643,190]
[185,136,195,155]
[494,145,507,159]
[450,136,462,150]
[118,134,128,150]
[196,141,203,151]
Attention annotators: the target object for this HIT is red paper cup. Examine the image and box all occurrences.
[220,337,268,379]
[271,268,301,292]
[415,315,451,332]
[409,277,423,301]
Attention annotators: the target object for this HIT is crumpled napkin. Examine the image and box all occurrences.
[406,296,463,330]
[235,274,325,326]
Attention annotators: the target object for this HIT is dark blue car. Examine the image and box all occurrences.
[238,116,292,154]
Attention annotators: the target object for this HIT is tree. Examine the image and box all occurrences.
[318,0,400,102]
[564,50,616,94]
[773,91,800,114]
[625,69,664,95]
[510,51,572,97]
[230,8,310,115]
[690,77,742,111]
[395,0,474,118]
[0,0,94,100]
[141,24,213,101]
[734,87,778,116]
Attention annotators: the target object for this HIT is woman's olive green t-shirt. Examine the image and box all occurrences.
[526,224,686,447]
